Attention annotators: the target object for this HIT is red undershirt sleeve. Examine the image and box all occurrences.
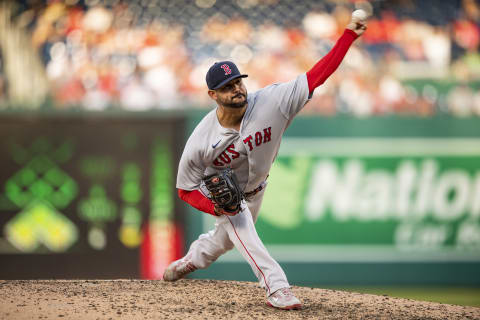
[178,189,216,216]
[306,29,358,94]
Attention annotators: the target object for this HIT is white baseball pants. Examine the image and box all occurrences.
[182,187,289,296]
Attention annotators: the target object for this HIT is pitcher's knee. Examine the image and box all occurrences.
[224,242,234,251]
[193,246,231,268]
[205,243,233,260]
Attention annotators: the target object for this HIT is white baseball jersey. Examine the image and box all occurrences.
[177,73,311,193]
[176,73,311,296]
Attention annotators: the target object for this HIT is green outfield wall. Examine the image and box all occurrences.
[184,114,480,286]
[1,111,478,284]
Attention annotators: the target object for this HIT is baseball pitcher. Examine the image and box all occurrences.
[163,12,368,310]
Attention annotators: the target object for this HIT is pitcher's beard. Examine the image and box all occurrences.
[225,100,247,109]
[220,93,248,109]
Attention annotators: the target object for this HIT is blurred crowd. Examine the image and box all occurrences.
[3,0,480,116]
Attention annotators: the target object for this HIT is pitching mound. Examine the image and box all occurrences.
[0,279,479,319]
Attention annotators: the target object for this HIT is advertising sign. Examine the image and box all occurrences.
[255,138,480,262]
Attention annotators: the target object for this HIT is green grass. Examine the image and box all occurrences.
[328,287,480,307]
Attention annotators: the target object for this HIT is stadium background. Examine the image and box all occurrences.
[0,0,479,307]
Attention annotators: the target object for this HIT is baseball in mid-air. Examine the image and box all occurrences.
[352,9,368,22]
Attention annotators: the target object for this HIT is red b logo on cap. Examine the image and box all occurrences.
[221,64,232,75]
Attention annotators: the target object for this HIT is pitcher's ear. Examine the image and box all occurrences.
[208,90,217,100]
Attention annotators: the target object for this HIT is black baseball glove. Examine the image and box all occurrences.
[203,168,244,216]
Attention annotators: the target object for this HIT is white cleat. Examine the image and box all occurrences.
[162,259,197,281]
[266,287,302,310]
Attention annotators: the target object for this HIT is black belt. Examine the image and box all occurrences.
[244,184,265,199]
[244,176,268,199]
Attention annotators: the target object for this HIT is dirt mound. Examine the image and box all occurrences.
[0,279,479,319]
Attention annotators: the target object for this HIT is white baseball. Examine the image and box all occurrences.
[352,9,368,22]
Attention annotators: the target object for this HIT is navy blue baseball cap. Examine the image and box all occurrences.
[206,61,248,90]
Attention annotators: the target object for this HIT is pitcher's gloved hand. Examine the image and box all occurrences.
[203,168,244,216]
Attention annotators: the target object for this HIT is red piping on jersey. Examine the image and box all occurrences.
[178,189,216,216]
[306,29,358,94]
[227,216,271,295]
